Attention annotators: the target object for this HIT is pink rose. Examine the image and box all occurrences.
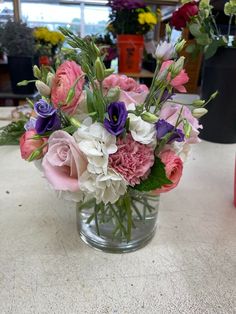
[160,103,202,143]
[154,150,183,194]
[42,131,87,192]
[160,60,189,93]
[103,74,149,106]
[20,130,48,160]
[51,61,85,115]
[109,134,154,186]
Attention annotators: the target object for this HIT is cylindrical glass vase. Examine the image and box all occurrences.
[76,190,159,253]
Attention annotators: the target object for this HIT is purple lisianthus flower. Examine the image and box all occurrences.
[156,119,184,144]
[34,99,56,118]
[35,113,61,135]
[24,117,37,131]
[108,0,145,10]
[104,101,128,136]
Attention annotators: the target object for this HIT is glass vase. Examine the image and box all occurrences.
[76,190,159,253]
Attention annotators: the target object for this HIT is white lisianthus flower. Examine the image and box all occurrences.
[129,113,156,146]
[155,41,175,61]
[79,169,127,204]
[74,122,117,175]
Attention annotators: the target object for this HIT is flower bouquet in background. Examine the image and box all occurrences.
[107,0,160,73]
[33,27,65,65]
[0,27,216,252]
[171,0,236,58]
[94,33,117,68]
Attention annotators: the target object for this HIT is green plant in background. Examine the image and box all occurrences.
[1,20,35,57]
[171,0,236,58]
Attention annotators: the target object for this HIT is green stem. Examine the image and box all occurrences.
[109,204,128,237]
[228,14,233,39]
[94,204,101,236]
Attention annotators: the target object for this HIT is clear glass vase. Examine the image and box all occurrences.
[76,190,159,253]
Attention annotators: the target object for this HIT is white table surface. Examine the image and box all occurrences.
[0,109,236,314]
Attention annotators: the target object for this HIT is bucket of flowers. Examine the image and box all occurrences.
[107,0,160,73]
[0,27,216,253]
[33,27,65,66]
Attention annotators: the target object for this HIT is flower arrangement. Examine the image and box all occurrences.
[33,27,65,58]
[171,0,236,58]
[0,27,216,248]
[107,0,160,35]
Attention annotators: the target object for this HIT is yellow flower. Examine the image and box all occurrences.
[138,12,158,26]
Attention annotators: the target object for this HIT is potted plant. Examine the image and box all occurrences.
[107,0,159,73]
[1,20,35,94]
[33,27,65,66]
[171,0,236,143]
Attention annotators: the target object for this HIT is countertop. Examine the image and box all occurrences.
[0,110,236,314]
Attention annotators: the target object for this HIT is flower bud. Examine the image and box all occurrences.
[95,58,105,81]
[33,65,41,79]
[35,80,51,97]
[171,56,185,77]
[106,87,121,103]
[155,41,175,61]
[46,72,55,88]
[69,117,81,128]
[192,99,205,107]
[192,108,208,118]
[141,112,159,123]
[104,68,115,78]
[175,39,187,53]
[210,91,219,99]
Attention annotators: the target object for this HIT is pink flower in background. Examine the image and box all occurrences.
[160,60,189,92]
[160,103,202,143]
[103,74,149,106]
[154,150,183,194]
[103,74,148,93]
[42,131,87,192]
[51,61,85,115]
[109,134,154,186]
[20,130,48,160]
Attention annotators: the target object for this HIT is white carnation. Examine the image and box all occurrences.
[129,113,156,145]
[79,169,127,204]
[74,122,117,175]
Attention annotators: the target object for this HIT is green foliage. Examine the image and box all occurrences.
[1,21,35,57]
[0,120,26,145]
[135,157,172,192]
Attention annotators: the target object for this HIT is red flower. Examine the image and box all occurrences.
[171,2,198,30]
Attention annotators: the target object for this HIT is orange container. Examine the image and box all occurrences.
[117,34,144,73]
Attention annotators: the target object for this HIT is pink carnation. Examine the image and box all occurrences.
[154,150,183,194]
[103,74,149,106]
[51,61,85,115]
[109,134,154,186]
[160,60,189,93]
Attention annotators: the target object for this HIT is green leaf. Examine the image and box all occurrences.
[196,33,211,46]
[135,157,172,192]
[0,120,26,145]
[189,23,202,37]
[85,86,95,114]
